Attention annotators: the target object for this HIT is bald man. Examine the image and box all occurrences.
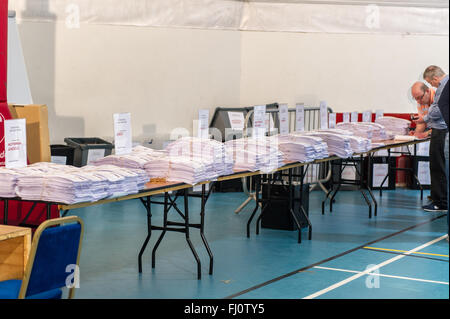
[410,81,435,139]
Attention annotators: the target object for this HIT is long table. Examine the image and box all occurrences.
[1,137,430,279]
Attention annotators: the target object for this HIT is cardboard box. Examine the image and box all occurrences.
[7,104,51,164]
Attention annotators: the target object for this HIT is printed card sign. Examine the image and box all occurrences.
[113,112,132,155]
[319,101,328,129]
[363,111,372,122]
[351,112,358,123]
[279,103,289,135]
[295,103,305,132]
[198,109,210,139]
[228,112,245,130]
[4,118,27,168]
[375,109,384,120]
[253,105,266,139]
[328,113,337,128]
[343,112,350,123]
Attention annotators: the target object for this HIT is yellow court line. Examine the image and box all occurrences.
[364,246,449,258]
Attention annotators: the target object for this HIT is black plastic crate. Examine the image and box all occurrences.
[50,144,75,166]
[64,137,114,167]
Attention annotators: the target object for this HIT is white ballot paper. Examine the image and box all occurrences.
[295,103,305,132]
[363,111,372,123]
[228,112,245,130]
[253,105,266,139]
[279,103,289,135]
[198,109,210,139]
[320,101,328,129]
[4,119,27,168]
[351,112,358,123]
[343,112,350,123]
[328,113,337,129]
[375,110,384,120]
[113,113,132,155]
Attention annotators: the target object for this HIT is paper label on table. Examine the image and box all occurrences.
[372,163,389,187]
[363,111,372,122]
[351,112,358,123]
[253,105,266,139]
[418,161,431,185]
[227,112,245,130]
[87,149,106,165]
[343,112,350,123]
[113,112,132,155]
[319,101,328,129]
[51,155,67,165]
[328,113,337,129]
[4,119,27,168]
[375,110,384,120]
[198,109,210,139]
[295,103,305,132]
[279,103,289,135]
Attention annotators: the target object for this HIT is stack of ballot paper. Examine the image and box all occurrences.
[286,133,329,159]
[92,146,167,170]
[224,138,284,173]
[269,134,323,163]
[336,122,392,141]
[165,137,234,178]
[303,131,354,158]
[375,116,411,136]
[317,129,372,153]
[0,168,23,197]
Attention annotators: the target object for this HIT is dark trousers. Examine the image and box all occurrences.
[429,128,448,208]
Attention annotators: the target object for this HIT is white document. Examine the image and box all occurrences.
[319,101,328,129]
[4,118,27,168]
[328,113,337,129]
[295,103,305,132]
[228,112,245,130]
[279,103,289,135]
[342,166,356,180]
[372,163,389,187]
[198,109,210,139]
[418,161,431,185]
[416,141,430,157]
[253,105,266,139]
[351,112,358,123]
[87,149,106,165]
[265,113,275,133]
[363,111,372,122]
[343,112,350,123]
[113,113,132,155]
[375,110,384,120]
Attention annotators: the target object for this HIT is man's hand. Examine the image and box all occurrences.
[413,115,425,125]
[414,131,429,139]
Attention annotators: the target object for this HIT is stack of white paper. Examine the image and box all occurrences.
[287,133,330,159]
[270,134,319,163]
[225,138,283,173]
[303,131,354,158]
[0,168,23,197]
[318,128,372,153]
[337,122,391,141]
[375,116,411,136]
[92,146,167,170]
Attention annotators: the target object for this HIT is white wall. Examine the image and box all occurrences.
[15,21,449,148]
[240,31,449,113]
[17,22,241,148]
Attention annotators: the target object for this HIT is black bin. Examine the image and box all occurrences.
[50,144,75,166]
[64,137,114,167]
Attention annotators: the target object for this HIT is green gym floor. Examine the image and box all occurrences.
[66,187,449,300]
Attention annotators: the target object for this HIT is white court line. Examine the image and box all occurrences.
[314,266,449,286]
[303,234,448,299]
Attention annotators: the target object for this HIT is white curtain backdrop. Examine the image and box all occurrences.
[8,0,449,34]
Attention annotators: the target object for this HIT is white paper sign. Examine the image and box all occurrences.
[253,105,266,139]
[363,111,372,122]
[328,113,337,129]
[375,110,384,120]
[343,112,350,123]
[372,163,389,187]
[319,101,328,129]
[351,112,358,123]
[416,141,430,157]
[113,113,132,155]
[87,149,106,165]
[265,113,275,133]
[4,119,27,168]
[228,112,245,130]
[198,109,210,139]
[279,104,289,135]
[418,161,431,185]
[295,103,305,132]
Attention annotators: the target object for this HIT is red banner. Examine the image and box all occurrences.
[0,0,7,102]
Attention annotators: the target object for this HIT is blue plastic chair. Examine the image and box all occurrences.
[0,216,84,299]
